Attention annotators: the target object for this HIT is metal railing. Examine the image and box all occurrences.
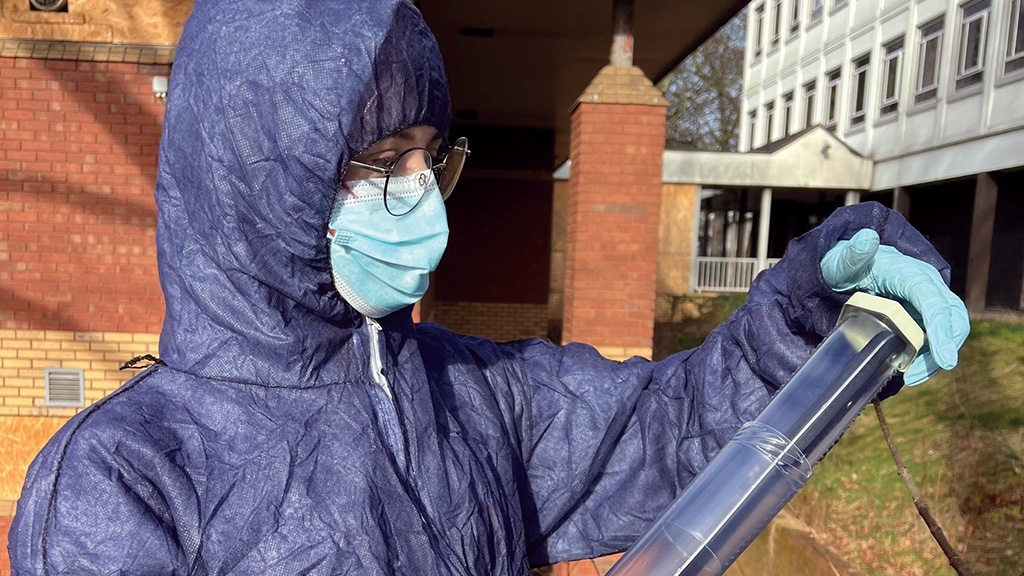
[694,257,781,292]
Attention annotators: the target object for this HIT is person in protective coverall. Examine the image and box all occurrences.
[8,1,970,574]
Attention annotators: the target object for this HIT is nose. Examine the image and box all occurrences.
[398,149,431,176]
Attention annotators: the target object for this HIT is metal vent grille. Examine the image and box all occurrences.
[44,368,84,407]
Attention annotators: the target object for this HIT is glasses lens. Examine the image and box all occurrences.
[384,149,433,216]
[436,138,468,200]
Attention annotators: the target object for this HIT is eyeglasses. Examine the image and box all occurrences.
[347,137,470,216]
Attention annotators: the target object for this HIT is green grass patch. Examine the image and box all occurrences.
[792,319,1024,576]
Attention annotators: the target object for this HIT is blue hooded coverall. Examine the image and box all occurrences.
[9,1,952,574]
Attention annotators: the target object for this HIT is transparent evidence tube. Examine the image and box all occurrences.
[606,294,921,576]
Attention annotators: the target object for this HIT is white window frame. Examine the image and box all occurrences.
[803,80,817,128]
[772,0,783,46]
[791,0,801,32]
[880,37,904,114]
[782,91,795,137]
[764,101,776,143]
[851,55,870,125]
[748,110,758,149]
[833,0,848,10]
[916,18,944,102]
[754,4,766,58]
[825,68,841,129]
[810,0,823,21]
[1006,0,1024,72]
[955,0,990,90]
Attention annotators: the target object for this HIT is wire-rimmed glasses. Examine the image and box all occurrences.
[347,137,469,216]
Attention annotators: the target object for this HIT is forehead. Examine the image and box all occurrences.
[362,126,442,154]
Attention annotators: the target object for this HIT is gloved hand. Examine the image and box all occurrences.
[821,228,970,385]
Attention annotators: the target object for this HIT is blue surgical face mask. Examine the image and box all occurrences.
[328,170,449,318]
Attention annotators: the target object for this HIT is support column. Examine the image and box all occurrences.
[562,67,668,360]
[844,190,861,206]
[756,188,773,272]
[965,173,998,313]
[892,186,911,218]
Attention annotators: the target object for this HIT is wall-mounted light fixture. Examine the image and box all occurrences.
[152,76,169,102]
[30,0,67,12]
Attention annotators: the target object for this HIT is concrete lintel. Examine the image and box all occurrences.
[551,126,873,190]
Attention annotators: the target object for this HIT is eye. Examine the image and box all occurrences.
[366,155,398,170]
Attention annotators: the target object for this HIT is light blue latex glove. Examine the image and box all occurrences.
[821,228,970,385]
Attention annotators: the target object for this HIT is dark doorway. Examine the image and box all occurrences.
[987,170,1024,311]
[905,179,975,297]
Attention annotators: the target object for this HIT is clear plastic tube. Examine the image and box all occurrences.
[606,295,921,576]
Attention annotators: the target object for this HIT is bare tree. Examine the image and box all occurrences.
[659,12,746,152]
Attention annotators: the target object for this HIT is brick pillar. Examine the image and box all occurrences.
[562,65,667,360]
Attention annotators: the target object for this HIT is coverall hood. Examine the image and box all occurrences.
[155,0,451,386]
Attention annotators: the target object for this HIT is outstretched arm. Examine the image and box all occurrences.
[493,202,960,565]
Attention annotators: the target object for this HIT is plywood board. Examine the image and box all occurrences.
[0,0,191,45]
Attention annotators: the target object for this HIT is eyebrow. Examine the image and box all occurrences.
[394,127,442,142]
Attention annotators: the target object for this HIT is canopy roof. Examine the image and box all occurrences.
[420,1,748,162]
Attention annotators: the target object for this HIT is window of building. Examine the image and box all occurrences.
[1006,0,1024,73]
[748,110,758,148]
[810,0,823,22]
[956,0,990,90]
[765,101,776,143]
[833,0,847,10]
[772,0,784,47]
[791,0,801,32]
[825,68,841,130]
[803,80,817,128]
[782,91,795,136]
[880,37,904,115]
[851,55,870,125]
[916,17,944,103]
[754,4,766,58]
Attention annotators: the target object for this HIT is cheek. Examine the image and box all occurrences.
[342,167,375,182]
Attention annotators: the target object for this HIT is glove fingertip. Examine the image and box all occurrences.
[851,228,880,251]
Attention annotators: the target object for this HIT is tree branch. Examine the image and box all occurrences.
[872,398,976,576]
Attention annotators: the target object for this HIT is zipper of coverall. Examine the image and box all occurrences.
[366,316,407,469]
[369,317,476,576]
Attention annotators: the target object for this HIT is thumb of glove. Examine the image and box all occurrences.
[821,228,880,292]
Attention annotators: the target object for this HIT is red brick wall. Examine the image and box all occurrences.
[0,57,166,334]
[562,102,665,354]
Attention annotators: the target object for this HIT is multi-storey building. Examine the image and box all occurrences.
[739,0,1024,312]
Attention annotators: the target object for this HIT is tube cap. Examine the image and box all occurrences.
[837,292,925,372]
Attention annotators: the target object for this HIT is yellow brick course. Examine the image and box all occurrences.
[30,340,61,351]
[0,330,160,417]
[0,330,161,506]
[16,349,48,360]
[432,302,549,342]
[593,345,654,362]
